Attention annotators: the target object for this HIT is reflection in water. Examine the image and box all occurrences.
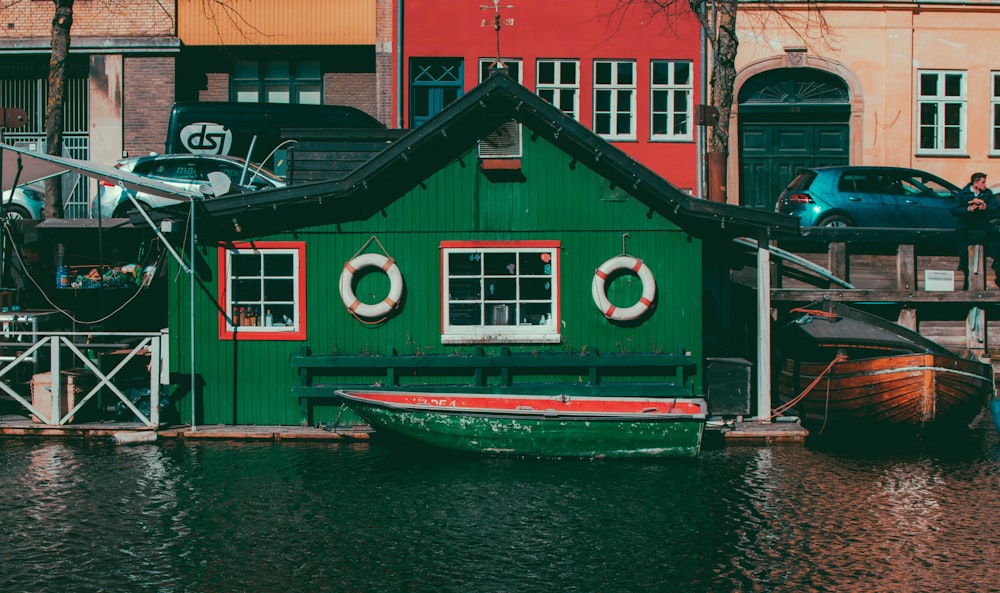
[0,430,999,592]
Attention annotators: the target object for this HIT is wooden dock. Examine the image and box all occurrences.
[736,227,1000,373]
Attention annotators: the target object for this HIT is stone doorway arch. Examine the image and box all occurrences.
[728,54,863,209]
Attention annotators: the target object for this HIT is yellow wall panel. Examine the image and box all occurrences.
[179,0,375,46]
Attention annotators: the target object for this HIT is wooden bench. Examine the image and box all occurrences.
[291,346,696,425]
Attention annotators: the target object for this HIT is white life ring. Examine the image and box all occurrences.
[340,253,404,319]
[591,255,656,321]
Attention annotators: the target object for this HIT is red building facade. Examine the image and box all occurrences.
[396,0,705,194]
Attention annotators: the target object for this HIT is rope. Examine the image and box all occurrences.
[770,353,847,420]
[789,307,839,319]
[3,223,165,326]
[350,235,391,260]
[347,235,395,325]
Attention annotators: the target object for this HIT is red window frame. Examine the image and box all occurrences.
[218,241,307,341]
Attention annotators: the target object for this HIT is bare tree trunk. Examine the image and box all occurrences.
[702,1,737,156]
[45,0,74,219]
[690,0,738,201]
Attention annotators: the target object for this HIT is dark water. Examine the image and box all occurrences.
[3,425,1000,593]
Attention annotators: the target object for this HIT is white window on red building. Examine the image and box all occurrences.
[218,241,306,341]
[650,60,693,141]
[593,60,636,140]
[479,58,522,82]
[917,70,966,154]
[536,59,579,120]
[441,241,559,345]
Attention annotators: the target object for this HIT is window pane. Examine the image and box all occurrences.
[450,304,481,326]
[520,277,551,299]
[674,62,690,85]
[266,86,291,104]
[483,252,516,275]
[617,62,633,84]
[233,62,258,78]
[449,278,481,300]
[261,278,292,301]
[944,73,962,97]
[919,72,938,96]
[538,61,554,84]
[484,278,516,301]
[595,62,611,85]
[232,254,261,276]
[296,61,321,78]
[234,279,261,301]
[264,61,290,79]
[560,61,576,84]
[652,113,667,135]
[263,253,293,276]
[234,87,259,103]
[296,86,321,105]
[448,252,481,275]
[652,61,670,85]
[595,90,611,111]
[595,113,610,135]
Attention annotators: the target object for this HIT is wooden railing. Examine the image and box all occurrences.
[749,227,1000,362]
[0,330,167,427]
[291,346,696,425]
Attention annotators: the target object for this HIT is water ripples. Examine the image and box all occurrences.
[2,431,1000,592]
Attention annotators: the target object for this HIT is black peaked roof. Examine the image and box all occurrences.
[142,72,799,241]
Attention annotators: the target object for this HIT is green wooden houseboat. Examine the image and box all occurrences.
[151,72,797,435]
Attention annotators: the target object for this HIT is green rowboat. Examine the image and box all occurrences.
[335,390,708,458]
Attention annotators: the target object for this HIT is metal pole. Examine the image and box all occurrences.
[756,241,772,421]
[189,198,196,431]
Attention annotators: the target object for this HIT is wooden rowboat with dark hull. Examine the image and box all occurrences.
[775,301,995,434]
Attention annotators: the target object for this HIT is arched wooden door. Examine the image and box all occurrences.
[738,68,851,211]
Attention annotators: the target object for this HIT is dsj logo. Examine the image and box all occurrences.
[179,122,233,155]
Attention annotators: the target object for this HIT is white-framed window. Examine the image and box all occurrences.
[594,60,636,140]
[218,241,306,341]
[479,58,522,82]
[537,59,579,120]
[650,60,693,141]
[991,72,1000,155]
[441,240,560,345]
[917,70,966,154]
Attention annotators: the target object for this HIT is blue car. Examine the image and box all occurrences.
[775,166,961,228]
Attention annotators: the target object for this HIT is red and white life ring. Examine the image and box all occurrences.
[591,255,656,321]
[339,253,404,319]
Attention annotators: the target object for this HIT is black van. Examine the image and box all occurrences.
[164,102,385,173]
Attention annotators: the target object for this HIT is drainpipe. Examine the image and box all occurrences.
[699,21,707,199]
[397,0,404,129]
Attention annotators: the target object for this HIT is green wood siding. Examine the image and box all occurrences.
[169,136,704,426]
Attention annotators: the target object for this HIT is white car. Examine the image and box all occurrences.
[93,153,286,219]
[0,185,45,220]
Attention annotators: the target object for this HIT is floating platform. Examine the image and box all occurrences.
[708,417,809,446]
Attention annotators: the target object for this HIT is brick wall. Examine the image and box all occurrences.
[123,56,175,156]
[1,0,175,38]
[375,0,395,127]
[324,73,377,119]
[200,73,230,102]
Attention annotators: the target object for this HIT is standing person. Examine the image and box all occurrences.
[951,172,1000,289]
[18,241,54,309]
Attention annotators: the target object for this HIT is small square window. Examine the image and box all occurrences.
[219,242,306,341]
